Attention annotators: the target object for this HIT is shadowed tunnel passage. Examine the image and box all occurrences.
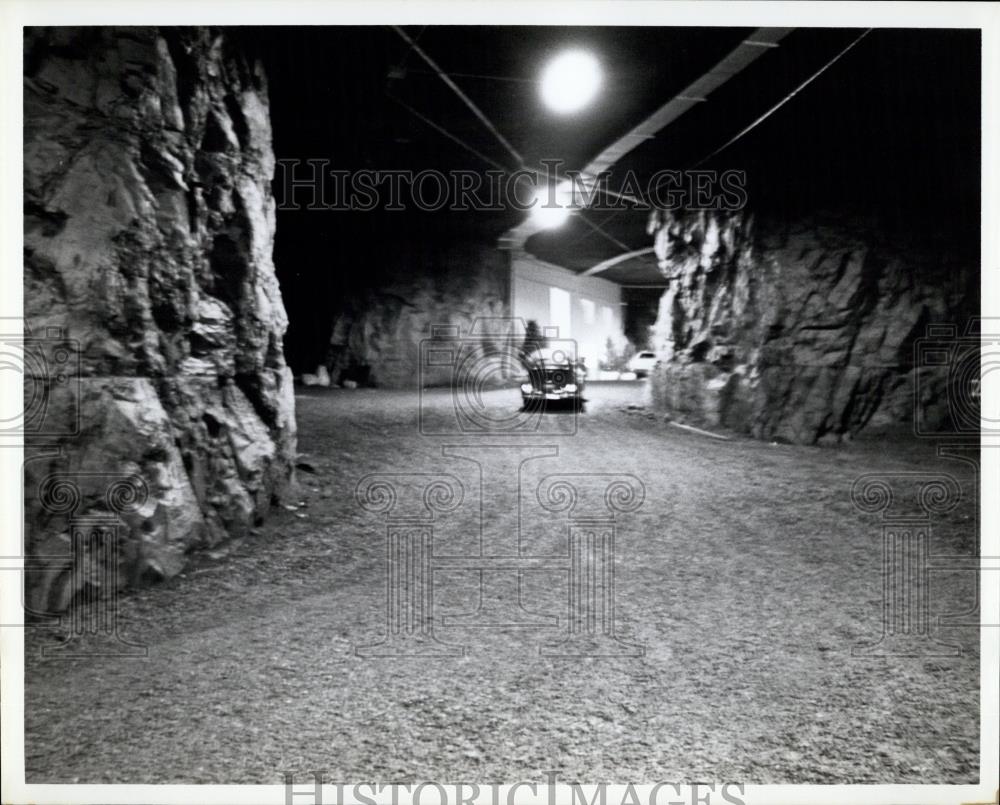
[18,21,986,789]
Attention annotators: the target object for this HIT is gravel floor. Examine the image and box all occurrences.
[24,382,981,784]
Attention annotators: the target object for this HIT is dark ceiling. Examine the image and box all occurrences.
[387,26,755,172]
[242,25,981,365]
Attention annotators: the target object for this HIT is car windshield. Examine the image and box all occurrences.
[527,346,574,365]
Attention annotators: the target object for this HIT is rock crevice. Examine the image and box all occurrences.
[647,209,976,443]
[23,26,296,609]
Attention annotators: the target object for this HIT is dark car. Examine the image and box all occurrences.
[520,346,586,410]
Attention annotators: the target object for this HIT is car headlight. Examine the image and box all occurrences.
[520,383,533,394]
[564,383,577,392]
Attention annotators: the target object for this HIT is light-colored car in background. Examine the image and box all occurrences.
[627,350,659,378]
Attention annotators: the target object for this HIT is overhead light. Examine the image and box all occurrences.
[540,50,602,114]
[530,183,574,228]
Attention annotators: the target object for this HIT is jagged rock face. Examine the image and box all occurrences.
[646,209,976,444]
[22,27,296,609]
[326,243,510,389]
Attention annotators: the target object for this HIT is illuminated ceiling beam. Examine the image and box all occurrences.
[579,28,792,180]
[499,27,793,255]
[580,246,655,277]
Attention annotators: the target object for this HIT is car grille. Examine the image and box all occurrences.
[528,366,574,390]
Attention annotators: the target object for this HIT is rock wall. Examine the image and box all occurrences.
[646,209,977,443]
[23,27,296,610]
[325,242,510,389]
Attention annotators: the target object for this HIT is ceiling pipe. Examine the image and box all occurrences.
[393,26,525,169]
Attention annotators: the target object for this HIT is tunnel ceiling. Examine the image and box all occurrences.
[249,25,979,295]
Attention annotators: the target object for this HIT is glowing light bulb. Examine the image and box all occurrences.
[540,50,602,114]
[530,184,574,228]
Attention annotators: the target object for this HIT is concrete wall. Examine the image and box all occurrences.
[509,252,625,371]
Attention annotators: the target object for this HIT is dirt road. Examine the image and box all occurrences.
[24,382,981,784]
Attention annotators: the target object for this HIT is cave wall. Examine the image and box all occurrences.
[23,27,296,609]
[325,242,511,389]
[646,209,977,444]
